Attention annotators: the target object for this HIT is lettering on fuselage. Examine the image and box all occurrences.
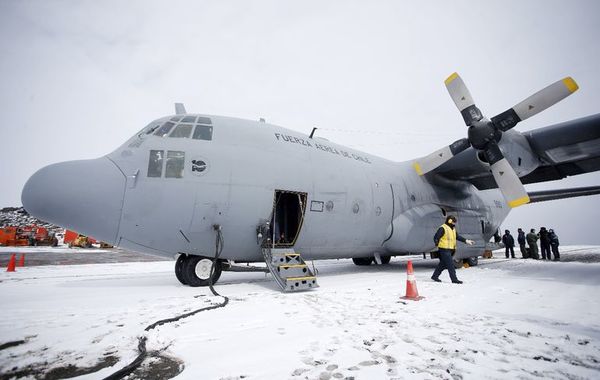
[274,133,372,164]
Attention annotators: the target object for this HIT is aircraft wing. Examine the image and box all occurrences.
[527,186,600,203]
[432,113,600,190]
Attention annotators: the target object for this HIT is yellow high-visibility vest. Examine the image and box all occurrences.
[437,224,457,250]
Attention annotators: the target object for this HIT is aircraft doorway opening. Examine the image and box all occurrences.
[271,190,307,248]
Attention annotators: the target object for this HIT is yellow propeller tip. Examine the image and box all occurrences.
[444,72,459,86]
[508,196,530,208]
[563,77,579,93]
[413,162,424,176]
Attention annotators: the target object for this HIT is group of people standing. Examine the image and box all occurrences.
[430,215,564,285]
[502,227,560,261]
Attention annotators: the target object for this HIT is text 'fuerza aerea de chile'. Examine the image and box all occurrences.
[274,133,371,164]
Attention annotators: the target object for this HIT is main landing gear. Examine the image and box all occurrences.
[352,255,392,266]
[452,256,479,269]
[175,254,223,287]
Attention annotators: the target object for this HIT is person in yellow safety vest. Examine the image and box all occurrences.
[431,215,475,284]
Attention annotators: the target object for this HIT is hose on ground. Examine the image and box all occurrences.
[103,227,228,380]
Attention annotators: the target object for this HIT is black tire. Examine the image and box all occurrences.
[183,256,222,287]
[175,254,188,285]
[467,256,479,266]
[453,258,463,269]
[352,257,373,266]
[380,255,391,264]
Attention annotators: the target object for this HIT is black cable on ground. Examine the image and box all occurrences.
[103,227,228,380]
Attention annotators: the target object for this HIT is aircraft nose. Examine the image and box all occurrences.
[21,157,126,245]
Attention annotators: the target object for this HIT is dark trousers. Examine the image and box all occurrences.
[541,244,551,260]
[528,244,539,259]
[551,244,560,260]
[519,244,528,258]
[432,249,459,282]
[505,246,515,258]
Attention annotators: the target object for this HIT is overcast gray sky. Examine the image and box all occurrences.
[1,0,599,244]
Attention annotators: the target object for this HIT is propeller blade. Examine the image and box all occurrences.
[413,138,470,175]
[445,72,483,126]
[483,144,530,208]
[491,77,579,132]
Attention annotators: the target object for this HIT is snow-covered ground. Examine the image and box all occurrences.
[1,247,600,379]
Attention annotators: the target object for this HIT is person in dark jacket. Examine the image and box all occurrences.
[431,215,475,284]
[526,229,540,259]
[502,230,515,258]
[517,228,527,258]
[548,229,560,261]
[539,227,551,260]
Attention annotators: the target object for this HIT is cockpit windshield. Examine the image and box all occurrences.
[152,116,213,141]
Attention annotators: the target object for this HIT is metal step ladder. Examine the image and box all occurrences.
[262,247,318,292]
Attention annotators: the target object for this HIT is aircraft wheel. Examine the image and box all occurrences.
[453,258,463,269]
[175,254,188,285]
[380,255,391,265]
[183,256,222,287]
[467,256,479,266]
[352,257,373,266]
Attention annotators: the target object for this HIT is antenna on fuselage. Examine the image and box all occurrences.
[309,127,318,139]
[175,103,186,115]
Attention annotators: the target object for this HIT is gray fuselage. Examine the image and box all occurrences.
[108,115,508,261]
[22,114,510,262]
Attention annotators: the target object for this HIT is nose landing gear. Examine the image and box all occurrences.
[175,254,223,287]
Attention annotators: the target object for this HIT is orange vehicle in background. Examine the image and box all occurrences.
[0,227,30,246]
[64,229,94,248]
[0,226,58,246]
[32,226,59,246]
[64,230,113,248]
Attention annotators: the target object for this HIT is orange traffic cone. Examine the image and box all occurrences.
[18,254,25,267]
[401,260,424,301]
[6,254,16,272]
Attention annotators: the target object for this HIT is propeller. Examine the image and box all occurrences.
[413,73,579,208]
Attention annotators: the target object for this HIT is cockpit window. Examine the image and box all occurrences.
[145,125,159,135]
[154,122,175,137]
[181,116,196,123]
[151,116,213,140]
[165,151,185,178]
[192,125,213,141]
[147,150,164,177]
[169,124,193,138]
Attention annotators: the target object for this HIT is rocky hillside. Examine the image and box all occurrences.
[0,207,62,232]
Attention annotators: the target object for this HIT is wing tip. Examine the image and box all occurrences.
[508,196,530,208]
[563,77,579,93]
[444,72,459,86]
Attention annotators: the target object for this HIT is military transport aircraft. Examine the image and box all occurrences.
[21,73,600,291]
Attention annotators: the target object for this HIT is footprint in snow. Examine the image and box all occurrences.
[291,368,310,376]
[358,360,379,366]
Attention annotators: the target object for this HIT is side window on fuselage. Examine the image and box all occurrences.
[165,151,185,178]
[148,150,164,177]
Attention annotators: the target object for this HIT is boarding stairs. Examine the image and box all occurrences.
[261,247,318,292]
